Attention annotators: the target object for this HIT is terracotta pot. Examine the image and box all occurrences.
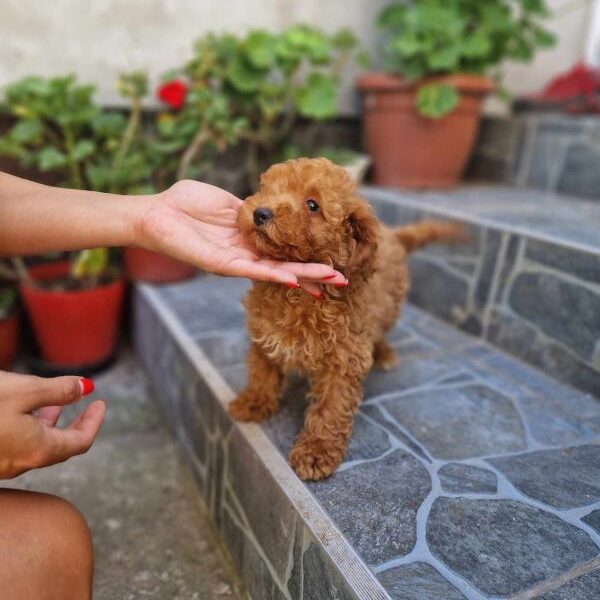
[357,73,493,189]
[0,311,19,370]
[20,262,125,367]
[124,248,196,283]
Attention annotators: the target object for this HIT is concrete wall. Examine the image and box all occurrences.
[0,0,594,115]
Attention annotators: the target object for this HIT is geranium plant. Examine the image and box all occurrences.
[0,73,153,287]
[155,25,364,189]
[378,0,556,117]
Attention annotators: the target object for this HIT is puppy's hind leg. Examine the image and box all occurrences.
[228,343,283,422]
[373,339,398,371]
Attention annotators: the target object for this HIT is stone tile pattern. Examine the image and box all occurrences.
[136,276,600,600]
[467,114,600,203]
[363,186,600,396]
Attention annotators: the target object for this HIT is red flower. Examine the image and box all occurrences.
[157,80,188,110]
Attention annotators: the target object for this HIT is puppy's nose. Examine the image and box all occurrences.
[253,207,273,227]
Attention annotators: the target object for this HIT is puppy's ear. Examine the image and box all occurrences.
[345,201,379,281]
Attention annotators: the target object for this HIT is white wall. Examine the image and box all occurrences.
[0,0,595,116]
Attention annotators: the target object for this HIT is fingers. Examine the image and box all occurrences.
[18,374,95,412]
[35,405,63,427]
[42,400,106,467]
[276,262,348,285]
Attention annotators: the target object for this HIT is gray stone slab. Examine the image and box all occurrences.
[508,271,600,361]
[308,449,431,566]
[427,498,599,597]
[302,542,357,600]
[377,562,466,600]
[196,330,250,368]
[438,463,497,494]
[582,509,600,535]
[226,428,296,581]
[489,445,600,509]
[382,384,527,460]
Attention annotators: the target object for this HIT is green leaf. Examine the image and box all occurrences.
[10,119,43,143]
[330,29,358,51]
[462,33,491,58]
[72,139,96,161]
[244,31,278,68]
[70,248,108,280]
[416,83,459,119]
[295,72,337,120]
[226,55,266,92]
[91,112,126,137]
[38,147,68,171]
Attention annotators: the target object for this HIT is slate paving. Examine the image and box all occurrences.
[135,276,600,600]
[363,185,600,396]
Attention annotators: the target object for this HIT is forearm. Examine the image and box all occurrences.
[0,172,149,256]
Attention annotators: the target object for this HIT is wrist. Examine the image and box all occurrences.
[111,192,154,249]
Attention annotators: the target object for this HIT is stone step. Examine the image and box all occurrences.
[362,184,600,396]
[134,275,600,600]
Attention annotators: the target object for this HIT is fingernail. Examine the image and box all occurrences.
[309,292,323,299]
[323,274,337,280]
[80,378,95,396]
[285,282,300,289]
[332,280,349,287]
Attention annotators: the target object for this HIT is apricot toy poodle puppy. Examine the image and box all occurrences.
[229,158,461,481]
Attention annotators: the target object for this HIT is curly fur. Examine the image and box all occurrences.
[229,158,462,480]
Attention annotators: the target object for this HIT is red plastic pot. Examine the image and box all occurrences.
[124,248,196,283]
[20,262,125,367]
[0,311,19,370]
[357,73,493,189]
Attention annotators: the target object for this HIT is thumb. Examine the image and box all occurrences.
[18,374,95,412]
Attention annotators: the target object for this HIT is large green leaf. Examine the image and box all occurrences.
[72,139,96,161]
[38,147,68,171]
[70,248,108,280]
[295,73,336,120]
[226,55,266,93]
[10,119,42,143]
[91,112,126,137]
[416,83,459,119]
[244,31,278,68]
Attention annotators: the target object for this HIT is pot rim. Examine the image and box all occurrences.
[20,261,124,295]
[356,72,494,95]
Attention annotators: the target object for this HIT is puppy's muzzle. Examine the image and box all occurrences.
[253,207,273,227]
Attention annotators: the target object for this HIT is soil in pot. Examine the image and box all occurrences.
[124,248,196,283]
[357,73,493,189]
[20,262,125,368]
[0,312,19,370]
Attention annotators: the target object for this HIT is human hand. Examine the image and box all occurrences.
[0,372,105,479]
[135,180,347,295]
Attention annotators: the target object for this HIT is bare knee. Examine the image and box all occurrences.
[0,490,93,600]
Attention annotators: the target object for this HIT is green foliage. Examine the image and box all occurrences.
[378,0,556,117]
[70,248,109,282]
[159,25,362,187]
[416,83,459,118]
[0,287,17,320]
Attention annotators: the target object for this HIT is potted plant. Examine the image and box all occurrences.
[357,0,555,188]
[0,75,131,369]
[154,26,365,192]
[0,285,19,370]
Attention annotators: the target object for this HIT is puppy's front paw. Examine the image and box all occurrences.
[289,432,346,481]
[228,391,278,422]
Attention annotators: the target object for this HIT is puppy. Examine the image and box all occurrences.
[229,158,461,480]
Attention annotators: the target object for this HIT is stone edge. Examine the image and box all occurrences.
[137,283,392,600]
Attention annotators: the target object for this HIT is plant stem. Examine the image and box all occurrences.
[111,98,142,192]
[63,127,84,189]
[10,257,32,285]
[177,124,209,180]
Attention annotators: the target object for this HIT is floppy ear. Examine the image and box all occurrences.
[345,201,379,281]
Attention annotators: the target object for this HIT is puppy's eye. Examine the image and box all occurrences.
[306,199,319,212]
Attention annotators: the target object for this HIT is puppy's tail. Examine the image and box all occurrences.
[394,220,467,253]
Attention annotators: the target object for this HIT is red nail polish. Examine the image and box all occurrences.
[323,274,337,280]
[310,292,323,299]
[80,378,95,396]
[285,282,300,289]
[332,281,349,287]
